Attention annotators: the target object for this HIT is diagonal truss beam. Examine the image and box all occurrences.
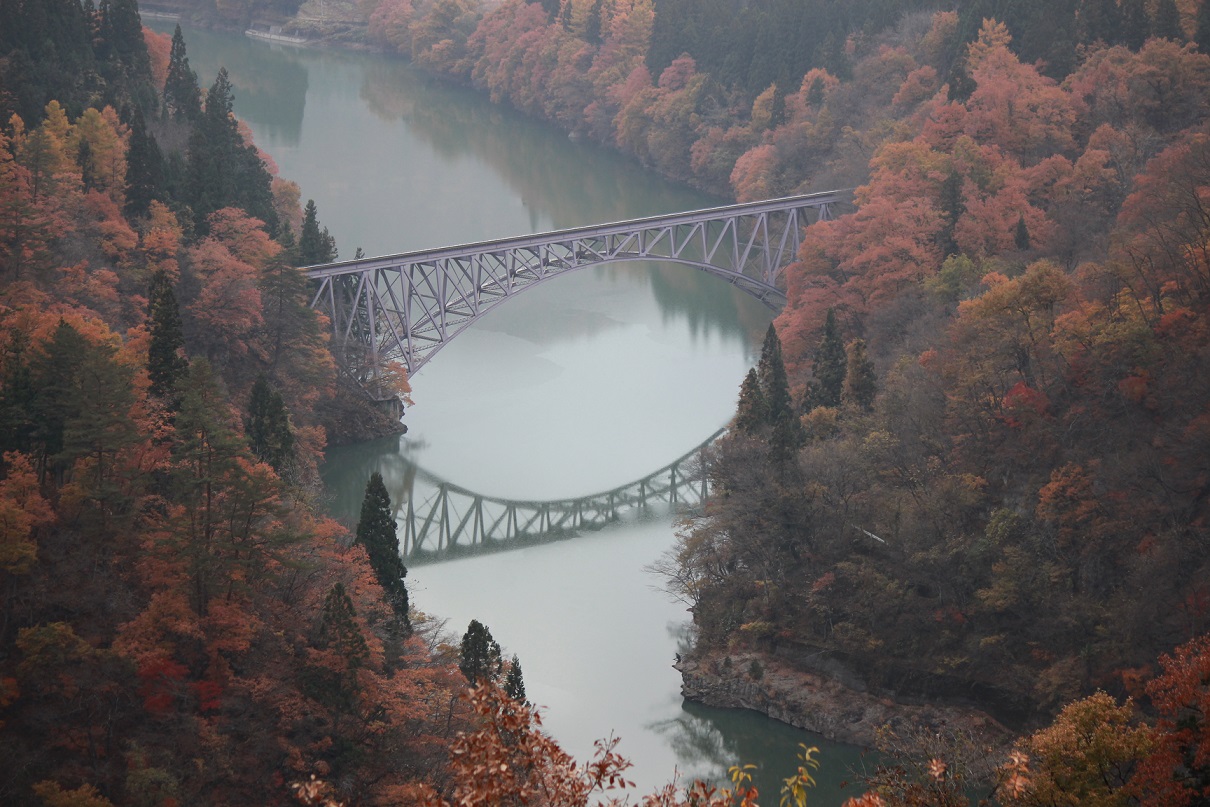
[399,429,723,561]
[306,191,843,377]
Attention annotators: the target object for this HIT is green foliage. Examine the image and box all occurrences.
[1198,0,1210,53]
[1014,212,1030,250]
[162,25,201,122]
[757,323,805,460]
[147,272,188,404]
[356,471,410,632]
[0,330,36,455]
[1153,0,1183,41]
[842,339,876,411]
[123,108,165,220]
[809,309,845,410]
[734,368,767,434]
[187,68,279,236]
[503,654,526,703]
[30,320,137,515]
[459,619,502,685]
[297,199,337,266]
[245,375,293,473]
[926,254,982,303]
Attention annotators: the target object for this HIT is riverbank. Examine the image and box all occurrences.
[677,649,1016,756]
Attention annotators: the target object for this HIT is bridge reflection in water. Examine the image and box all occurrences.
[393,430,722,563]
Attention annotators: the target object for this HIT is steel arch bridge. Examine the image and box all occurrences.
[398,430,721,562]
[305,192,840,378]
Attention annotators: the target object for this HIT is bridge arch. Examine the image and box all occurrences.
[394,429,722,562]
[306,192,841,378]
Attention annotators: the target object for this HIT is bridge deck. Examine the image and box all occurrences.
[305,191,845,378]
[302,191,841,277]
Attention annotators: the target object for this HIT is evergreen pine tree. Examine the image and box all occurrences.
[30,319,137,520]
[245,375,294,474]
[1077,0,1123,45]
[1199,0,1210,52]
[318,583,369,667]
[187,69,279,235]
[298,199,338,265]
[734,368,767,434]
[504,655,526,703]
[842,339,877,411]
[810,309,846,409]
[1120,0,1150,48]
[459,619,502,685]
[0,331,36,455]
[124,107,164,219]
[76,138,95,192]
[147,271,188,404]
[162,25,202,121]
[97,0,155,109]
[355,471,411,633]
[757,324,793,424]
[937,170,965,257]
[1015,213,1031,250]
[1153,0,1183,40]
[757,323,805,461]
[314,583,370,716]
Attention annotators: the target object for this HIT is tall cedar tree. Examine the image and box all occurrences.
[1120,0,1150,48]
[124,106,164,219]
[97,0,152,82]
[313,582,370,718]
[459,619,502,685]
[245,375,293,474]
[1198,0,1210,52]
[504,654,526,704]
[733,367,767,434]
[1153,0,1184,40]
[355,471,411,633]
[0,331,36,454]
[29,320,137,528]
[0,0,96,123]
[162,25,201,121]
[147,271,188,403]
[187,68,279,236]
[756,323,804,460]
[810,309,846,409]
[842,338,876,411]
[297,199,337,265]
[1015,213,1031,250]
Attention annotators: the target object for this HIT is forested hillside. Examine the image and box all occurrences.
[4,0,1210,804]
[0,2,469,803]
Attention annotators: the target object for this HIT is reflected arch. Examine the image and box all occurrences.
[305,192,842,378]
[393,429,723,563]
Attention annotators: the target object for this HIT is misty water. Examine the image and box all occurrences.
[157,22,872,801]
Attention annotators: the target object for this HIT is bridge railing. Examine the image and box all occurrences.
[305,191,847,377]
[303,191,842,278]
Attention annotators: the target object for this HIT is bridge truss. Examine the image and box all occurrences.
[401,431,720,562]
[305,192,840,376]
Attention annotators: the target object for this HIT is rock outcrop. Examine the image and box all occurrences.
[678,650,1015,753]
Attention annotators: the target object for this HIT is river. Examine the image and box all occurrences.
[155,22,871,802]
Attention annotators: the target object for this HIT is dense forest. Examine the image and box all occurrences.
[2,0,1210,805]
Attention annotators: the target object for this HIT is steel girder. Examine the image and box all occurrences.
[306,191,841,376]
[399,430,722,561]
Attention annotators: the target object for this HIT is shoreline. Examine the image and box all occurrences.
[677,649,1017,756]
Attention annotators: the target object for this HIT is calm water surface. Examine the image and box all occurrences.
[160,23,871,801]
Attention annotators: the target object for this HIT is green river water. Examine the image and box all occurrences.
[155,21,873,801]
